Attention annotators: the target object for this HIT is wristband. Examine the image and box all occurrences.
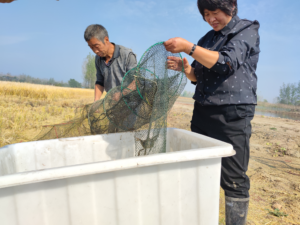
[189,44,197,56]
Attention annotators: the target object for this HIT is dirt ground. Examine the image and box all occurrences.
[169,97,300,225]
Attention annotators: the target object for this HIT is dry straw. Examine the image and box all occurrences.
[0,81,93,100]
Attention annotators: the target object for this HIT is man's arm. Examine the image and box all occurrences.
[94,56,105,102]
[94,84,104,101]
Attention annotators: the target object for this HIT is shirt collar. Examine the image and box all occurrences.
[100,43,120,61]
[112,43,120,59]
[220,15,240,35]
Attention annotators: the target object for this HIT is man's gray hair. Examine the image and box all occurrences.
[84,24,109,43]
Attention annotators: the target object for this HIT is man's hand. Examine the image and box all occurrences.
[94,84,104,102]
[112,92,121,102]
[164,37,194,54]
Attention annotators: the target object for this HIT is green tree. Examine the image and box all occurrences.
[278,83,300,105]
[68,79,82,88]
[297,81,300,103]
[82,53,96,89]
[277,83,299,105]
[48,78,56,85]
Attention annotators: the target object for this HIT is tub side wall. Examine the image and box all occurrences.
[0,158,221,225]
[0,147,17,176]
[167,128,221,152]
[0,132,136,176]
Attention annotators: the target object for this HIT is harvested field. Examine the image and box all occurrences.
[0,81,106,146]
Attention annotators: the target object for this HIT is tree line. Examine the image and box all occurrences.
[0,73,82,88]
[0,53,97,89]
[277,82,300,106]
[0,52,96,89]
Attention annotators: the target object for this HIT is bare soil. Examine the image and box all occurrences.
[169,97,300,225]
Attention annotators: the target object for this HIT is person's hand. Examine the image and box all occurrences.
[167,56,191,74]
[90,103,100,114]
[113,92,121,101]
[164,37,194,54]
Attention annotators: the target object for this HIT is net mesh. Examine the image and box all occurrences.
[34,42,187,156]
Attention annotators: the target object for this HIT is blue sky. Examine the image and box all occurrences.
[0,0,299,102]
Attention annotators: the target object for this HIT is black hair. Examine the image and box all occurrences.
[197,0,238,21]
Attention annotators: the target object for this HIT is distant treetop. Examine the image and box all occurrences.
[0,0,15,3]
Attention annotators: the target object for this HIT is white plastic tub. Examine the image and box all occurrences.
[0,128,234,225]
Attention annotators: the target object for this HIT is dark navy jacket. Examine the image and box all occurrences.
[191,16,260,105]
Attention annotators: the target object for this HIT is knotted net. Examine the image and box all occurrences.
[34,42,187,156]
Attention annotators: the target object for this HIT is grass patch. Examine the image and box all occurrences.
[267,208,288,217]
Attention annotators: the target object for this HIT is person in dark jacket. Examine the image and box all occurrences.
[164,0,260,224]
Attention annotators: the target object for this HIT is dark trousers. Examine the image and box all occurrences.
[191,101,255,198]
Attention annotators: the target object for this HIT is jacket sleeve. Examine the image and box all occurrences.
[210,23,260,76]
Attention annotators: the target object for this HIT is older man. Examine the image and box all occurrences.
[84,24,137,102]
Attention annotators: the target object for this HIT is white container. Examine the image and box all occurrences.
[0,128,234,225]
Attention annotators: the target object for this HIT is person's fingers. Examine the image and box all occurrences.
[167,63,175,69]
[167,58,183,68]
[168,64,177,70]
[167,57,182,67]
[167,63,178,70]
[183,57,189,66]
[163,39,174,47]
[167,61,177,67]
[167,61,176,66]
[167,63,181,71]
[164,39,177,53]
[167,56,179,60]
[165,46,175,52]
[169,57,182,64]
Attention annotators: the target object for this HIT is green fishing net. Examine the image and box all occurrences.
[34,42,187,156]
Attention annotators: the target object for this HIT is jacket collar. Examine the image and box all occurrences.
[220,15,240,35]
